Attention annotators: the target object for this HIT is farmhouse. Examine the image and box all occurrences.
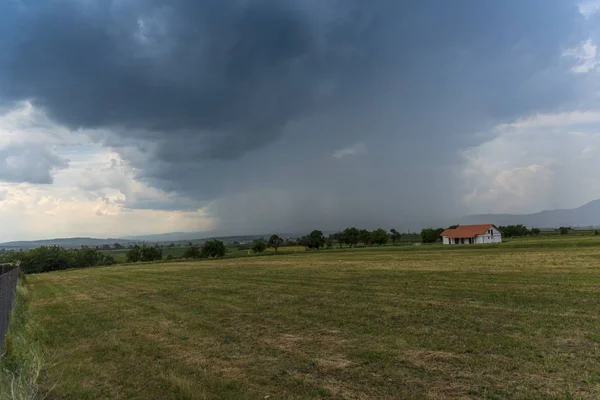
[440,224,502,245]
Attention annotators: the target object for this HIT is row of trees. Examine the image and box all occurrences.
[0,246,116,274]
[125,245,163,263]
[497,225,536,238]
[294,228,403,250]
[181,240,227,259]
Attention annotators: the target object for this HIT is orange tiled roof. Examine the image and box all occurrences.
[440,224,495,239]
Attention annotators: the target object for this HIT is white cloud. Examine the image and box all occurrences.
[461,110,600,214]
[0,102,75,183]
[0,182,216,241]
[0,102,217,241]
[579,1,600,18]
[332,142,366,159]
[563,39,598,73]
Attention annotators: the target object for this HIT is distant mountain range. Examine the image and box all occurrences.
[119,231,211,242]
[458,199,600,228]
[0,237,138,250]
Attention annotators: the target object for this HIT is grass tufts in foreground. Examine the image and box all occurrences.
[0,276,44,400]
[28,246,600,399]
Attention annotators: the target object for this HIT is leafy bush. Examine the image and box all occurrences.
[252,241,267,253]
[298,230,326,249]
[183,245,201,259]
[341,227,360,247]
[499,225,530,238]
[126,245,162,263]
[372,228,389,245]
[201,240,226,258]
[420,228,439,243]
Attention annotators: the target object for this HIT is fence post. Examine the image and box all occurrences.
[0,263,20,353]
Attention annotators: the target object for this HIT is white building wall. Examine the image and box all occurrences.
[443,226,503,245]
[475,227,502,244]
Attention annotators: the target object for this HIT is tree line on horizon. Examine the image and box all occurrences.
[0,246,116,274]
[254,228,406,250]
[3,224,598,275]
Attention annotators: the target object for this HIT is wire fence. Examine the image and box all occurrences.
[0,263,19,351]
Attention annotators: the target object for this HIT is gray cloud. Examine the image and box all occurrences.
[0,0,594,233]
[0,144,68,184]
[2,0,371,158]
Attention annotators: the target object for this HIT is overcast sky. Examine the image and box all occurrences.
[1,0,600,241]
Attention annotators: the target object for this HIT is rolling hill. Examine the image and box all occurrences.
[458,199,600,228]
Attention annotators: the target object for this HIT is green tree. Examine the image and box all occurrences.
[499,225,529,238]
[126,245,142,263]
[311,230,326,249]
[559,227,570,235]
[201,240,226,258]
[330,232,343,248]
[359,229,372,246]
[252,241,267,253]
[530,228,541,236]
[17,246,114,273]
[372,228,389,245]
[183,245,201,259]
[420,228,439,243]
[301,230,326,249]
[325,237,333,249]
[140,245,162,262]
[389,229,401,245]
[73,247,101,268]
[267,234,283,253]
[342,227,360,247]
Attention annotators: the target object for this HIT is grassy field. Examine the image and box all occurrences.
[101,245,312,263]
[28,243,600,399]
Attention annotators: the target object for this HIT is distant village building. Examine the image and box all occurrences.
[440,224,502,245]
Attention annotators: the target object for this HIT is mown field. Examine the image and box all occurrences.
[28,243,600,399]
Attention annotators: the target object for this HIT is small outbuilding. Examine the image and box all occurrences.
[440,224,502,245]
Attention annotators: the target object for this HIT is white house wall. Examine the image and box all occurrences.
[442,226,503,245]
[474,227,502,244]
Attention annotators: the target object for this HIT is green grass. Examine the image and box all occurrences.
[101,245,307,263]
[28,244,600,399]
[1,277,43,400]
[101,247,190,263]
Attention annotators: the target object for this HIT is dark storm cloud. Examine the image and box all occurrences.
[1,0,374,160]
[0,0,591,230]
